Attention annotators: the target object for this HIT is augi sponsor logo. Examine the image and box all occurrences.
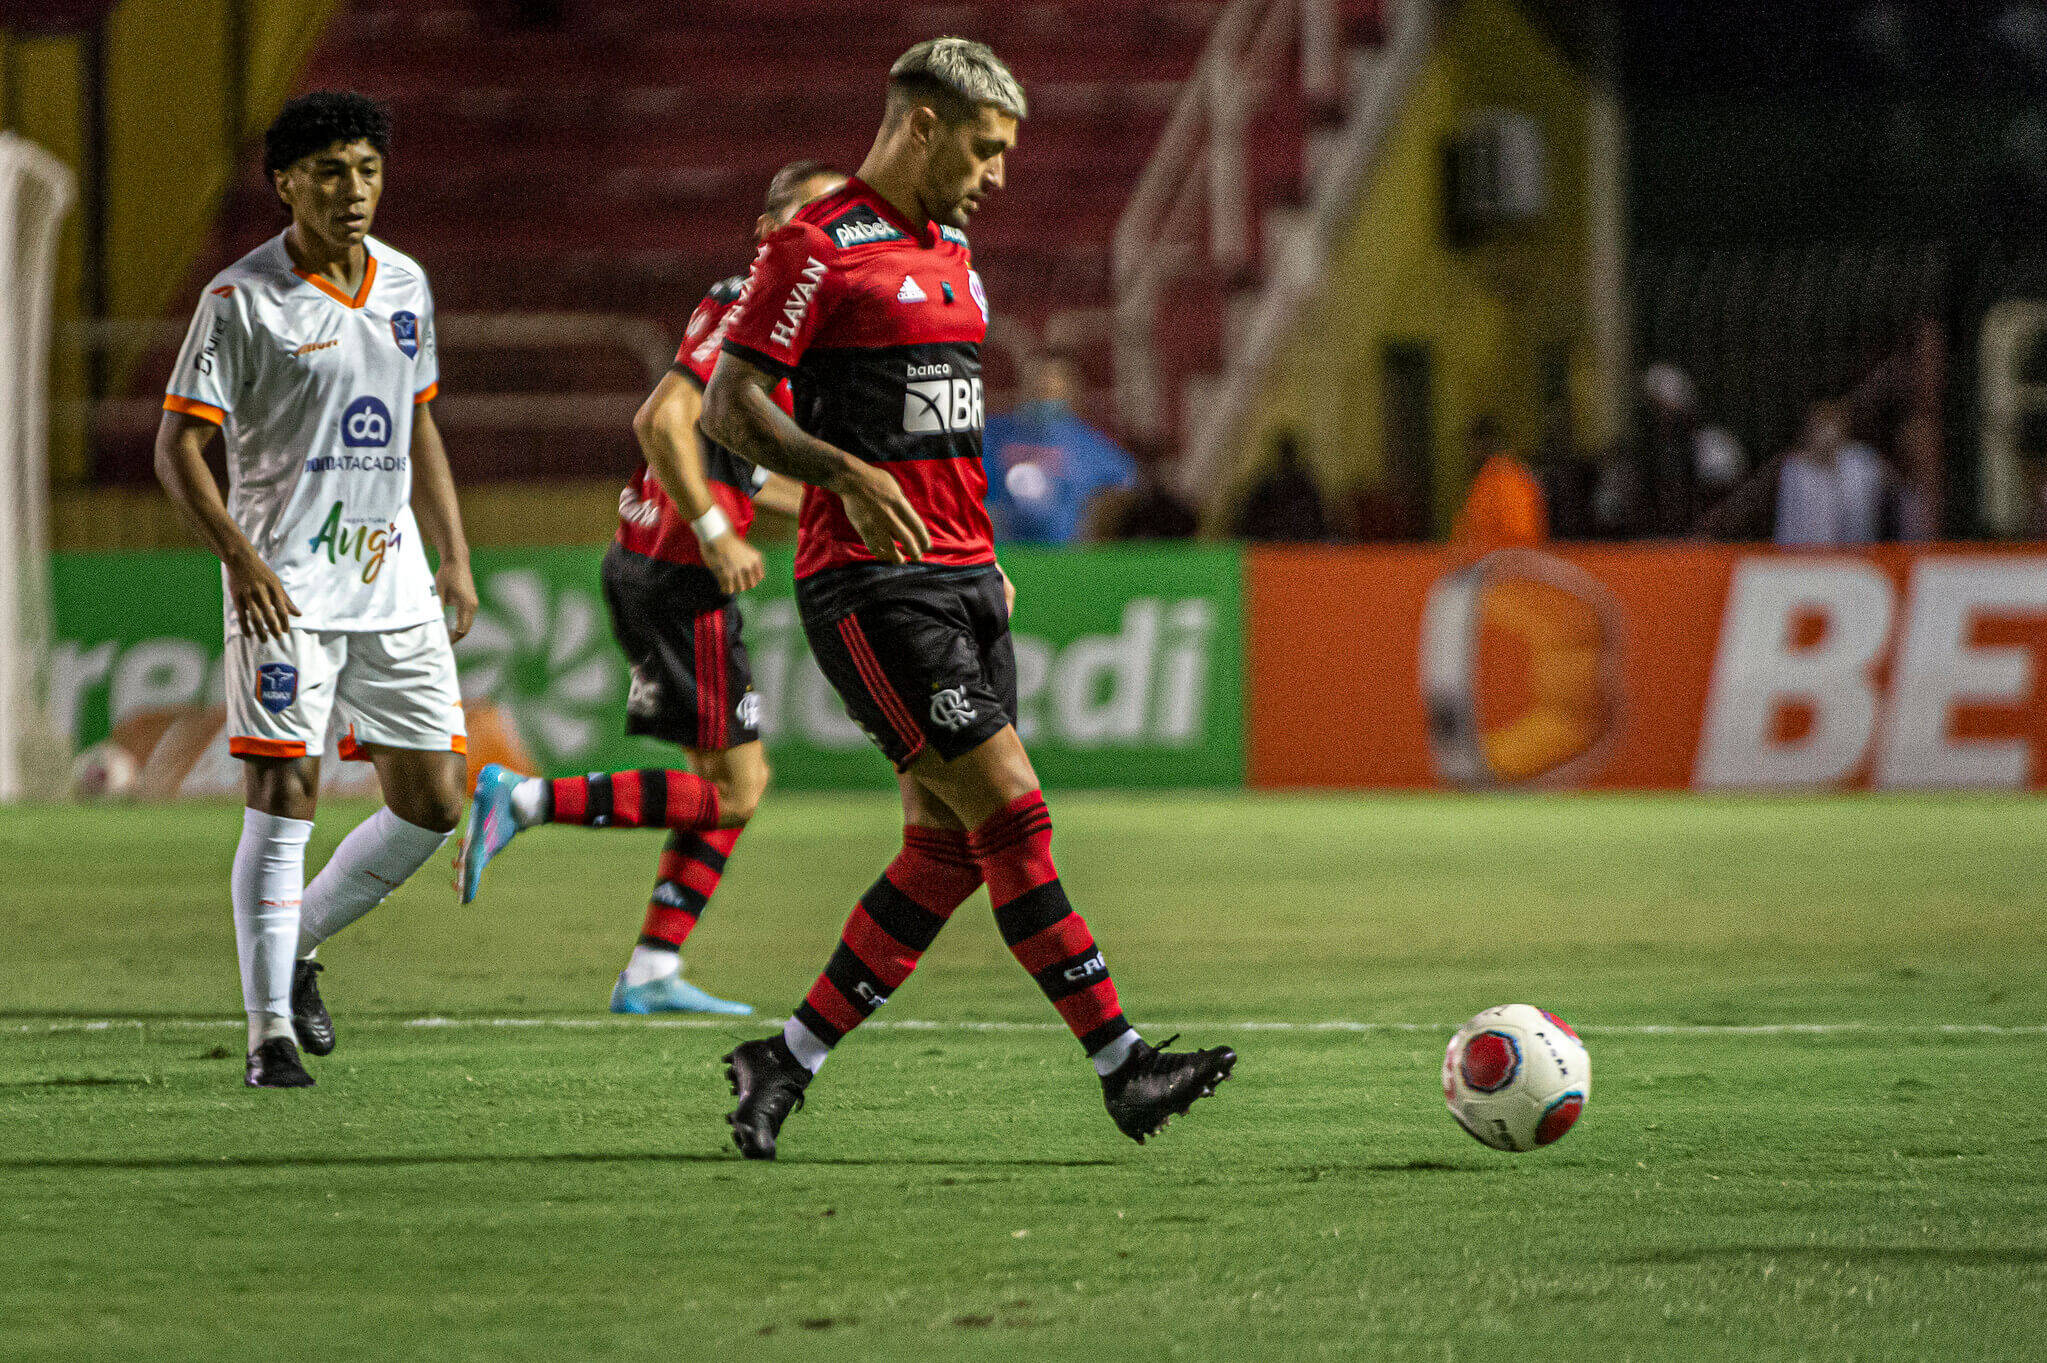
[307,500,403,584]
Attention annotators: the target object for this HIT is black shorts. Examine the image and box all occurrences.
[601,543,760,752]
[798,563,1015,770]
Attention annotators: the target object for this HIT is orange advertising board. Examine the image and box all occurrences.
[1246,545,2047,791]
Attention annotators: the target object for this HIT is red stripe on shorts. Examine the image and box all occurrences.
[837,616,925,760]
[708,609,728,749]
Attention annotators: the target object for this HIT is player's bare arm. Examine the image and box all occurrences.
[752,472,804,519]
[153,410,300,641]
[702,349,931,563]
[407,402,478,641]
[632,367,764,594]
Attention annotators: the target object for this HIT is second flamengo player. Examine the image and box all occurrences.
[702,38,1236,1158]
[458,163,846,1015]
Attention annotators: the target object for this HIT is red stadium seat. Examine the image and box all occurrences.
[175,0,1383,479]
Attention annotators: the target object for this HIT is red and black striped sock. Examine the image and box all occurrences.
[969,791,1139,1071]
[784,825,983,1069]
[546,770,720,831]
[639,826,743,950]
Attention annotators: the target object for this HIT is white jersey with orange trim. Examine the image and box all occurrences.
[164,231,442,634]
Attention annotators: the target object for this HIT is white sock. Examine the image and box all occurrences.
[1090,1028,1144,1077]
[622,943,680,988]
[296,807,450,954]
[510,777,550,828]
[782,1017,831,1075]
[232,808,312,1054]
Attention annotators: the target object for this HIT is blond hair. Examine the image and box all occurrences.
[888,37,1027,122]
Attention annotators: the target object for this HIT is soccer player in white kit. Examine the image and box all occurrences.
[154,93,477,1087]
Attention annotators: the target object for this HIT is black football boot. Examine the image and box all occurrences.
[1101,1036,1235,1142]
[292,959,336,1057]
[245,1036,316,1088]
[724,1036,812,1160]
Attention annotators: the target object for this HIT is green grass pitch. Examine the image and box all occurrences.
[3,792,2044,1361]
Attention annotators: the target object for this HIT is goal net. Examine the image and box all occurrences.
[0,133,76,801]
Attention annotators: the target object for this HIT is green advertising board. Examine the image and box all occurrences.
[50,543,1243,792]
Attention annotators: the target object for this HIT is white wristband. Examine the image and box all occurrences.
[689,505,733,545]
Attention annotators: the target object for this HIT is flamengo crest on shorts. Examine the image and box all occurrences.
[257,662,298,713]
[930,686,977,731]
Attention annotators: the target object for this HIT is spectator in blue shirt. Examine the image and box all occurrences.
[981,355,1138,544]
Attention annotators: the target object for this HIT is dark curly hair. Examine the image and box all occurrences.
[263,91,392,178]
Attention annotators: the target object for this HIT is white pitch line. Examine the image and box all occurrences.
[8,1018,2047,1037]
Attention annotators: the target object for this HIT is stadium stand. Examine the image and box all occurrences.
[93,0,1386,490]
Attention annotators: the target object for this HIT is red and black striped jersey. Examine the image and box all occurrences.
[719,177,995,580]
[615,274,793,569]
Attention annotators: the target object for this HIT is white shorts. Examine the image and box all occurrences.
[226,619,467,762]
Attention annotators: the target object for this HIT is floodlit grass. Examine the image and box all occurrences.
[2,793,2043,1360]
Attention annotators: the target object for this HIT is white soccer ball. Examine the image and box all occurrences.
[1442,1004,1590,1152]
[70,741,138,802]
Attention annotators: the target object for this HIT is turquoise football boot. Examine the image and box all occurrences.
[459,763,526,905]
[609,969,753,1016]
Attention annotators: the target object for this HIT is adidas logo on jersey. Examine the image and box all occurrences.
[897,275,927,304]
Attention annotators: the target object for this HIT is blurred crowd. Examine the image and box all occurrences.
[984,343,1957,550]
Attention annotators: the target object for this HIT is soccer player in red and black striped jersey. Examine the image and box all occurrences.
[458,162,846,1016]
[702,39,1235,1158]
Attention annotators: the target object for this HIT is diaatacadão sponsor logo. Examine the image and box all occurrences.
[743,596,1216,750]
[340,395,393,448]
[305,453,407,474]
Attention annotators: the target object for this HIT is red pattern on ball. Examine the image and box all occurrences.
[1536,1092,1585,1145]
[1459,1031,1520,1092]
[1541,1009,1580,1040]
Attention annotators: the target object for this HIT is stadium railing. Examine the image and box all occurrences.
[1123,0,1434,513]
[63,311,675,489]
